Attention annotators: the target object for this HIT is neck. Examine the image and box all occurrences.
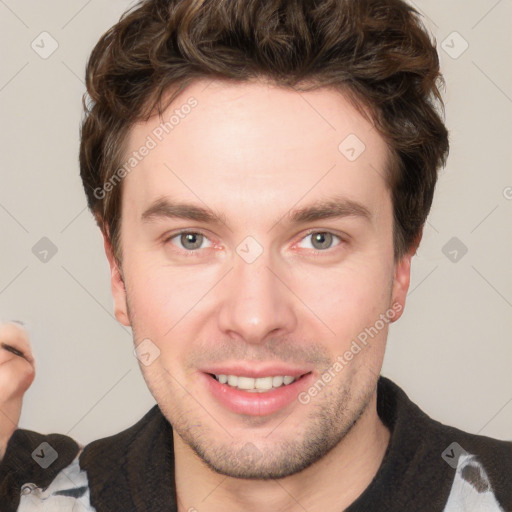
[174,391,390,512]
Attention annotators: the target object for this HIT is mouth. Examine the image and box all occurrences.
[208,373,308,392]
[201,368,314,416]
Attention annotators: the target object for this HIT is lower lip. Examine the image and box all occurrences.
[202,372,314,416]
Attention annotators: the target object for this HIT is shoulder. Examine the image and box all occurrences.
[379,376,512,470]
[0,406,167,511]
[429,419,512,510]
[77,404,175,510]
[0,427,93,510]
[16,452,96,511]
[376,376,512,511]
[79,403,164,467]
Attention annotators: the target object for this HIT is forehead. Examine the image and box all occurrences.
[121,79,391,226]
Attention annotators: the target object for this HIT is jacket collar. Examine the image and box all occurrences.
[79,404,177,511]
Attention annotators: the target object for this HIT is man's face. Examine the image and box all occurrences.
[106,79,411,479]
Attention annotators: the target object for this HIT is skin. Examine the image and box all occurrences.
[104,78,416,512]
[0,322,36,461]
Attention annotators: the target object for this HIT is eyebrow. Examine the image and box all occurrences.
[141,198,229,226]
[140,195,372,229]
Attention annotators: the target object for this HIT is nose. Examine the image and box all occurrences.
[216,248,298,345]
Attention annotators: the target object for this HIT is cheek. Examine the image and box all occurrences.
[125,259,218,338]
[293,258,392,339]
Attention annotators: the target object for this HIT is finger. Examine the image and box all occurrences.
[1,343,29,361]
[0,322,35,366]
[0,352,36,398]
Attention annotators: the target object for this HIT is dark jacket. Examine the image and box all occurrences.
[1,376,511,511]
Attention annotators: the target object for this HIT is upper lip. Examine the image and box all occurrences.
[200,363,313,379]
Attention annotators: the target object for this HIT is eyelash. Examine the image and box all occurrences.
[162,229,346,257]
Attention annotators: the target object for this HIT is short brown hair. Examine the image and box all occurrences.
[79,0,449,265]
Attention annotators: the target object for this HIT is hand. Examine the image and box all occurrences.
[0,321,36,461]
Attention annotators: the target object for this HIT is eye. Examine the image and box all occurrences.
[297,231,343,252]
[163,229,345,256]
[165,231,213,253]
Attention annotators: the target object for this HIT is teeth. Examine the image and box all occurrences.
[273,376,284,387]
[283,375,295,385]
[214,374,298,392]
[255,376,273,390]
[237,376,255,390]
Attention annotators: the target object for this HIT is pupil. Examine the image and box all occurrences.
[182,233,201,249]
[313,232,331,250]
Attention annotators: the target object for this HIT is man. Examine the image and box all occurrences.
[0,0,511,510]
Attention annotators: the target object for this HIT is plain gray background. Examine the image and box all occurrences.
[0,0,511,445]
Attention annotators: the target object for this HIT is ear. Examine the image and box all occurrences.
[102,231,131,327]
[389,228,423,323]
